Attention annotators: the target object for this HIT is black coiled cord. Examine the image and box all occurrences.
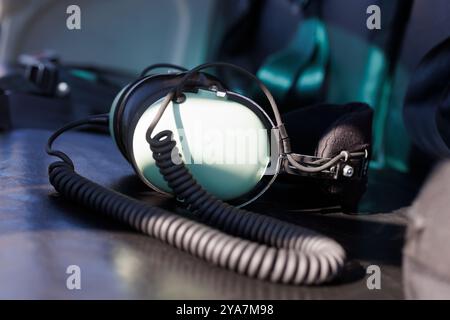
[47,115,346,285]
[46,58,352,284]
[147,130,346,284]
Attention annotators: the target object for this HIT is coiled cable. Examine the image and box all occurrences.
[47,116,346,285]
[46,62,354,285]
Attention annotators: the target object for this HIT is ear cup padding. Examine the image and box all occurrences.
[282,102,373,157]
[280,102,373,211]
[114,74,178,160]
[113,72,225,161]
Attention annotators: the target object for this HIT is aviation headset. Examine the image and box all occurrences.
[47,62,369,285]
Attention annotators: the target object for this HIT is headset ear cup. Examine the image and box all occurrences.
[112,72,229,163]
[130,88,275,203]
[278,102,373,212]
[111,74,179,161]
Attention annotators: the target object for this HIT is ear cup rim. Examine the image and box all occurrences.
[114,72,227,161]
[114,71,280,204]
[129,89,278,205]
[112,74,166,160]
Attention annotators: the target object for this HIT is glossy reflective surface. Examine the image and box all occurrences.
[0,129,409,299]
